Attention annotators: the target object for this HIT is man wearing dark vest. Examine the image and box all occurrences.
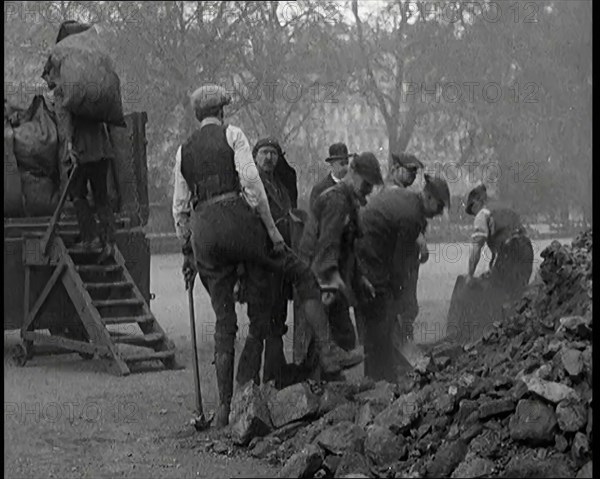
[298,152,382,379]
[465,184,534,296]
[309,143,352,210]
[42,20,117,263]
[355,174,450,381]
[172,85,364,427]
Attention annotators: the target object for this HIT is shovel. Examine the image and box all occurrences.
[186,279,213,431]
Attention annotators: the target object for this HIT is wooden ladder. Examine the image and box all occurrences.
[19,234,179,376]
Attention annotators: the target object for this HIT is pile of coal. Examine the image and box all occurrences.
[219,230,592,478]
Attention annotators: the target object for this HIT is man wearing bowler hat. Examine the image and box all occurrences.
[309,142,353,210]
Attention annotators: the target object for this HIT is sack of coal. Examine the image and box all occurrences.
[12,95,59,179]
[20,170,60,217]
[4,117,25,217]
[46,25,125,126]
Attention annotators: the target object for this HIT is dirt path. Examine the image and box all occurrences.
[4,238,568,478]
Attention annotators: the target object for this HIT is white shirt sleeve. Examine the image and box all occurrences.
[472,208,491,242]
[225,125,269,210]
[172,145,192,241]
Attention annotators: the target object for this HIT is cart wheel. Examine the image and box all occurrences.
[10,343,29,367]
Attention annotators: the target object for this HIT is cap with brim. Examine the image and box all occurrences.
[391,153,424,170]
[465,184,487,215]
[352,152,384,185]
[253,137,283,159]
[424,174,451,209]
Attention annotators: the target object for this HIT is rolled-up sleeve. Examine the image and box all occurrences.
[472,208,490,242]
[225,125,269,210]
[172,146,192,242]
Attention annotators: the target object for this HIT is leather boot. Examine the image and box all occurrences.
[236,334,264,387]
[73,198,97,248]
[214,352,235,428]
[263,336,286,386]
[96,205,116,264]
[302,298,364,374]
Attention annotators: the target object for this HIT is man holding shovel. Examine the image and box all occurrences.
[172,85,364,428]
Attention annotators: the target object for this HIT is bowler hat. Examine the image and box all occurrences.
[325,143,352,163]
[351,152,384,186]
[465,184,487,215]
[391,152,424,170]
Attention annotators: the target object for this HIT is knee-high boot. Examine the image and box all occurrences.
[236,334,264,388]
[215,351,235,428]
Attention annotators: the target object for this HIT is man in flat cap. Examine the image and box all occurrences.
[234,137,307,389]
[172,86,363,427]
[355,174,451,381]
[298,152,383,379]
[309,142,352,211]
[465,184,533,295]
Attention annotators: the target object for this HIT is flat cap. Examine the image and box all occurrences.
[424,174,451,210]
[351,152,384,186]
[190,84,232,113]
[391,152,424,170]
[465,184,487,215]
[253,137,283,158]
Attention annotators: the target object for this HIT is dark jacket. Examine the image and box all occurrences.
[309,173,336,211]
[299,182,362,290]
[356,186,427,293]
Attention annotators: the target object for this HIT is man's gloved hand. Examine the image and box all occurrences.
[182,241,197,290]
[269,228,286,256]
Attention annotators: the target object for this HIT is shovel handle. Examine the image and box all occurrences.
[41,163,79,256]
[188,286,204,417]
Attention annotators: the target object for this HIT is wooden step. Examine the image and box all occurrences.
[68,246,104,254]
[122,350,175,364]
[102,315,154,325]
[92,298,144,308]
[76,264,122,273]
[84,281,133,290]
[112,332,164,346]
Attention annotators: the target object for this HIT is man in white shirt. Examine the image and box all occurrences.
[172,85,363,428]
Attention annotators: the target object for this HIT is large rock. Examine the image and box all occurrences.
[364,424,407,467]
[556,397,588,433]
[451,453,495,478]
[519,373,580,404]
[355,380,396,406]
[456,400,480,424]
[561,348,584,377]
[576,461,593,479]
[322,402,357,425]
[229,381,272,446]
[268,382,320,428]
[278,444,324,478]
[318,387,349,416]
[478,398,515,420]
[314,421,366,455]
[373,392,420,435]
[501,453,574,478]
[335,452,371,478]
[356,401,385,429]
[434,393,456,415]
[509,399,557,446]
[426,439,468,478]
[571,432,590,465]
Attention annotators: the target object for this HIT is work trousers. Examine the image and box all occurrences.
[491,235,534,297]
[328,294,356,352]
[190,197,317,357]
[69,159,116,245]
[394,244,420,339]
[355,291,412,382]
